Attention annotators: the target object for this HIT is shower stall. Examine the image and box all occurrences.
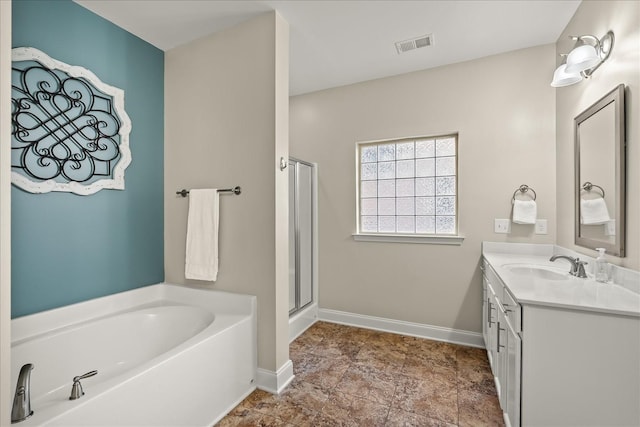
[288,158,317,339]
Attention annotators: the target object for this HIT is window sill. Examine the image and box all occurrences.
[352,233,465,245]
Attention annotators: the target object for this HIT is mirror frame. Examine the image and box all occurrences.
[574,84,626,256]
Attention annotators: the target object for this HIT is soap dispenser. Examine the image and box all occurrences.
[595,248,609,283]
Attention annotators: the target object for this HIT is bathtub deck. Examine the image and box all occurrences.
[11,284,257,427]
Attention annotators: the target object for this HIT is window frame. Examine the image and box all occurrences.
[353,134,464,245]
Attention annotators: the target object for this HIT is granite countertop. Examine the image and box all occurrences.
[483,246,640,318]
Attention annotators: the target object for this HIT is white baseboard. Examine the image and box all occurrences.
[318,308,484,348]
[289,303,318,343]
[255,359,295,394]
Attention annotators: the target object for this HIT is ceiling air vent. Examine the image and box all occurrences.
[395,34,434,54]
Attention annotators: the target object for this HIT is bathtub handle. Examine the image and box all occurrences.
[74,370,98,382]
[69,370,98,400]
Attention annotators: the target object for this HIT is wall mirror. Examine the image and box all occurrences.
[575,84,626,256]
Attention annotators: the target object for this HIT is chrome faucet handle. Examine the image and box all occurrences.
[69,370,98,400]
[574,260,588,278]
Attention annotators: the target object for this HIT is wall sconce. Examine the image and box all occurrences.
[551,31,614,87]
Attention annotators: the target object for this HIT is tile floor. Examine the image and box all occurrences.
[217,321,505,426]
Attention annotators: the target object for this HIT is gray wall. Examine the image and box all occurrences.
[164,12,290,372]
[290,44,556,333]
[555,0,640,269]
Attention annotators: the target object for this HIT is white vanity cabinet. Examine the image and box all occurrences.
[482,250,640,427]
[520,304,639,426]
[482,260,521,427]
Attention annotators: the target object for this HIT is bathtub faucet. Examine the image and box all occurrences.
[11,363,34,423]
[69,370,98,400]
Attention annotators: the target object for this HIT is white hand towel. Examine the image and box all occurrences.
[580,197,610,225]
[512,200,537,224]
[185,189,219,281]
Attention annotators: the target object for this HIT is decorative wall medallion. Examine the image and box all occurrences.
[11,47,132,195]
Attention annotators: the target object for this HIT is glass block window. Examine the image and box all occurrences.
[357,135,458,235]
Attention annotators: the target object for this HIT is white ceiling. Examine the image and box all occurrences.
[74,0,581,95]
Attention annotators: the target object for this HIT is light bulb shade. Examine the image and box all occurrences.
[551,64,582,87]
[565,44,601,73]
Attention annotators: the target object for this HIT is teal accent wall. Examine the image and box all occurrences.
[11,0,164,317]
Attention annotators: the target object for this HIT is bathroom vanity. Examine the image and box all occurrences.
[482,242,640,427]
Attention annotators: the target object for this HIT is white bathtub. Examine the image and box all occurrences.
[11,283,257,426]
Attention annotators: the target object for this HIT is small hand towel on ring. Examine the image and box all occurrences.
[512,199,537,224]
[185,189,219,281]
[580,197,610,225]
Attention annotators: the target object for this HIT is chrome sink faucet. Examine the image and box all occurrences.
[550,255,588,278]
[11,363,34,423]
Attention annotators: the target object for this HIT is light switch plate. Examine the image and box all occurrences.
[535,219,548,234]
[605,220,616,236]
[494,219,511,234]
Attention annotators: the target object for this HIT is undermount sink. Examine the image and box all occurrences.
[502,264,569,281]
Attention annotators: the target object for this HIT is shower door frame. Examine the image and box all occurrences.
[289,158,317,317]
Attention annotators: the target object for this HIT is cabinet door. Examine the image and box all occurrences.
[486,282,498,370]
[505,319,521,427]
[482,276,488,346]
[496,302,508,410]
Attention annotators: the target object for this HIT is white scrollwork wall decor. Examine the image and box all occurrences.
[11,47,132,195]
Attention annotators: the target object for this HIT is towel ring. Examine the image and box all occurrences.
[581,182,605,198]
[511,184,536,202]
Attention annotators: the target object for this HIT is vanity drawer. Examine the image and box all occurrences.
[483,260,501,289]
[483,257,521,333]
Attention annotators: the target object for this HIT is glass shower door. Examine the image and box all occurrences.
[289,159,314,315]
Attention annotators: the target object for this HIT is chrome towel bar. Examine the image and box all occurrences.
[176,186,241,197]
